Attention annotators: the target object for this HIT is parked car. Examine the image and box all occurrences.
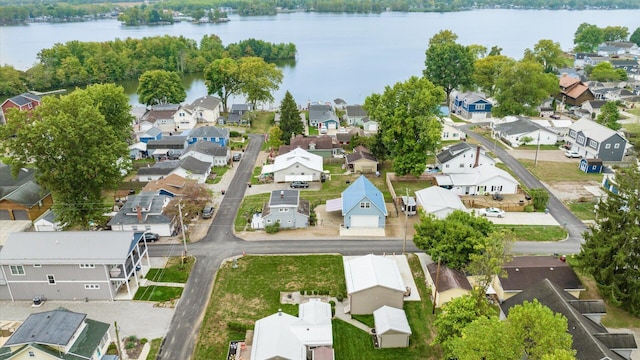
[290,181,309,189]
[138,232,159,243]
[202,205,215,219]
[478,207,505,218]
[232,153,242,162]
[565,150,581,158]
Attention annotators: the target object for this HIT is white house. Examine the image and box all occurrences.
[172,156,212,183]
[493,116,558,147]
[436,142,496,174]
[34,210,63,231]
[415,186,466,219]
[173,96,223,129]
[434,164,519,196]
[441,118,465,141]
[179,141,229,167]
[108,192,176,236]
[250,300,334,360]
[273,147,324,183]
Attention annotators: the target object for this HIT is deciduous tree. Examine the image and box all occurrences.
[493,60,557,117]
[576,166,640,316]
[590,61,627,82]
[278,91,303,145]
[473,55,516,97]
[574,23,604,52]
[450,317,520,360]
[524,39,565,72]
[631,27,640,46]
[597,101,621,130]
[204,57,242,113]
[602,26,629,42]
[364,76,444,176]
[0,65,27,97]
[137,69,186,106]
[424,30,475,103]
[238,56,283,109]
[267,126,283,151]
[466,230,514,299]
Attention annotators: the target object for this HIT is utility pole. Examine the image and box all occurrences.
[177,202,188,260]
[114,322,122,359]
[534,131,541,167]
[402,188,409,255]
[431,258,441,315]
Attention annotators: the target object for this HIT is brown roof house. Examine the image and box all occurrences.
[500,279,637,360]
[345,149,378,174]
[556,74,595,106]
[425,262,472,308]
[141,174,195,198]
[0,164,52,221]
[279,134,341,159]
[492,255,584,302]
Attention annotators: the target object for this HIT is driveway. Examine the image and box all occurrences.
[0,220,32,246]
[485,212,559,226]
[507,149,578,163]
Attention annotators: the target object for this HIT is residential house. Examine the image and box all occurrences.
[362,117,379,132]
[565,118,628,161]
[340,175,387,229]
[492,256,584,302]
[1,92,41,125]
[187,126,230,147]
[556,74,595,106]
[574,53,598,69]
[433,164,519,196]
[580,158,603,173]
[436,142,496,174]
[272,147,323,183]
[441,118,464,141]
[373,306,412,348]
[109,192,176,236]
[139,126,163,143]
[34,210,62,231]
[0,309,111,360]
[581,100,608,118]
[141,174,194,198]
[279,135,340,158]
[425,262,472,308]
[180,140,229,167]
[500,279,637,360]
[173,95,223,129]
[139,104,179,132]
[493,116,558,147]
[226,103,252,125]
[611,59,640,79]
[345,150,378,173]
[169,156,212,184]
[450,91,492,120]
[343,254,406,314]
[415,186,466,219]
[258,190,310,229]
[583,55,609,67]
[345,105,368,126]
[335,128,364,146]
[137,160,180,181]
[250,300,333,360]
[0,231,150,300]
[599,41,640,55]
[0,165,52,221]
[147,136,189,160]
[129,142,147,160]
[309,103,339,129]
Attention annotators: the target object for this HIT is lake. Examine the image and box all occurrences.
[1,10,638,106]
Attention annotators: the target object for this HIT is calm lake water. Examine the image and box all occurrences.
[1,10,638,106]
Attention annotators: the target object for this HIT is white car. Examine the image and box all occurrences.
[565,150,581,158]
[478,207,505,218]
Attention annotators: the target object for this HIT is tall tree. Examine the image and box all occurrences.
[466,230,514,299]
[267,126,283,151]
[590,61,627,82]
[450,317,521,360]
[238,56,283,109]
[473,55,515,97]
[0,88,130,229]
[524,39,565,72]
[424,30,475,103]
[137,69,186,106]
[0,65,27,97]
[364,76,444,176]
[493,60,557,117]
[413,209,495,270]
[597,101,621,130]
[602,26,629,42]
[574,23,604,52]
[631,27,640,46]
[576,166,640,316]
[204,57,242,113]
[278,91,303,145]
[84,83,134,139]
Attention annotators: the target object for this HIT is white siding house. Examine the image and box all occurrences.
[273,147,323,183]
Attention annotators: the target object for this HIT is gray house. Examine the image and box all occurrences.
[565,118,628,161]
[0,231,150,301]
[146,136,189,160]
[261,190,310,229]
[109,191,175,236]
[345,105,368,126]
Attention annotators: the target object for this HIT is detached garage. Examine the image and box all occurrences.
[373,306,411,348]
[341,175,387,229]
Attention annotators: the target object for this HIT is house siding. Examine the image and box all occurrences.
[350,159,377,173]
[344,200,386,228]
[0,193,53,221]
[263,206,308,229]
[111,223,174,237]
[378,332,410,348]
[566,129,626,162]
[274,164,321,183]
[598,135,626,162]
[438,151,496,174]
[349,287,404,315]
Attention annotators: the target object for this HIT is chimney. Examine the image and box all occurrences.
[280,191,284,199]
[473,145,481,168]
[137,205,142,222]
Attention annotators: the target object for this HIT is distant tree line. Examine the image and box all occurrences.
[0,3,113,24]
[0,35,296,96]
[117,4,174,25]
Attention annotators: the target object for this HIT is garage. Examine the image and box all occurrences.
[0,210,10,220]
[328,122,337,129]
[12,210,30,220]
[350,215,378,228]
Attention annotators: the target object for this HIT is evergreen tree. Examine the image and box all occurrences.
[278,91,303,145]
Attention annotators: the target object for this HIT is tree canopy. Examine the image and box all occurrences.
[423,30,475,102]
[363,76,444,176]
[589,61,628,82]
[137,69,187,106]
[576,166,640,316]
[0,86,131,229]
[0,65,27,97]
[574,23,605,52]
[597,101,621,130]
[523,39,565,72]
[278,91,303,145]
[238,57,283,109]
[492,60,557,117]
[631,27,640,46]
[473,55,515,97]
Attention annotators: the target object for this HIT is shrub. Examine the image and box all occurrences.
[265,222,280,234]
[529,188,550,211]
[229,130,241,138]
[140,338,148,345]
[336,294,344,302]
[227,322,249,332]
[106,343,118,355]
[524,204,534,212]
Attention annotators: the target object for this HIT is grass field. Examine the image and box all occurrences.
[245,111,275,135]
[567,201,597,220]
[207,166,229,184]
[145,256,194,283]
[133,286,183,302]
[235,193,269,231]
[145,338,163,360]
[493,225,567,241]
[519,160,603,182]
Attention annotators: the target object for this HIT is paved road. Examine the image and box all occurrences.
[461,125,587,254]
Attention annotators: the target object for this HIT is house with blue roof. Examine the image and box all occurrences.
[450,91,492,121]
[341,175,387,229]
[187,126,230,146]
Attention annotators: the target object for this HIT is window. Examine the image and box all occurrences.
[266,220,272,224]
[491,185,503,192]
[569,130,577,138]
[614,143,620,149]
[605,144,611,149]
[445,164,450,168]
[79,264,95,269]
[47,274,56,285]
[10,265,24,276]
[278,208,289,212]
[84,284,100,290]
[360,202,371,209]
[443,132,449,138]
[287,220,292,223]
[33,264,41,268]
[589,140,598,148]
[577,135,585,144]
[475,104,485,111]
[29,351,35,357]
[459,163,465,168]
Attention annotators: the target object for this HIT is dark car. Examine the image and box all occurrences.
[232,153,242,162]
[290,181,309,189]
[138,232,159,243]
[202,205,215,219]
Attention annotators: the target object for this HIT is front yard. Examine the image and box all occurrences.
[519,160,603,182]
[493,225,568,242]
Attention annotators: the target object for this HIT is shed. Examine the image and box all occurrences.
[579,158,603,173]
[343,254,406,314]
[425,262,472,308]
[373,306,411,348]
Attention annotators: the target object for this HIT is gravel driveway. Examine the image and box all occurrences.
[507,149,578,163]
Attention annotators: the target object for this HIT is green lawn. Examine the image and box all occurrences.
[207,166,229,184]
[519,160,603,182]
[145,338,163,360]
[568,201,597,221]
[245,111,275,134]
[308,126,319,135]
[133,286,183,302]
[249,166,263,185]
[516,144,562,150]
[493,225,567,241]
[235,193,270,231]
[145,256,195,283]
[621,122,640,145]
[448,114,467,123]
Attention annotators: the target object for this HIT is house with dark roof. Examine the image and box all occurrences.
[308,103,339,130]
[450,91,492,121]
[425,262,472,308]
[611,59,640,79]
[278,134,340,158]
[140,104,179,132]
[493,116,558,147]
[500,279,637,360]
[556,74,595,106]
[574,53,599,68]
[435,142,496,174]
[179,140,229,167]
[565,118,628,161]
[346,150,378,173]
[136,156,211,183]
[345,105,368,126]
[139,126,163,143]
[146,136,189,160]
[108,191,176,236]
[0,231,150,300]
[335,128,364,146]
[0,92,41,125]
[0,164,52,221]
[492,256,584,302]
[173,95,223,129]
[598,41,640,56]
[0,309,111,360]
[581,100,608,117]
[257,190,309,229]
[187,126,229,146]
[226,103,252,125]
[141,174,194,198]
